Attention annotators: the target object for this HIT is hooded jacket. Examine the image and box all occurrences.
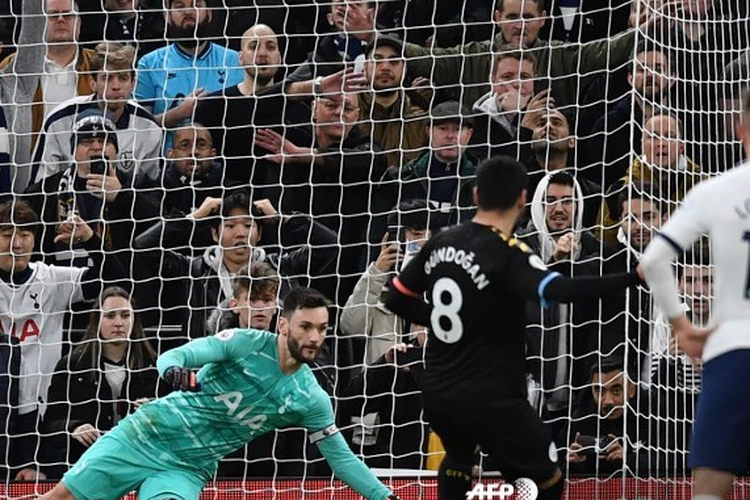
[517,172,603,400]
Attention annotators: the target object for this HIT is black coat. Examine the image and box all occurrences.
[41,351,161,477]
[0,334,19,481]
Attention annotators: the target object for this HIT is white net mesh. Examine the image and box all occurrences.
[0,0,749,498]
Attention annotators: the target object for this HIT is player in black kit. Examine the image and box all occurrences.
[386,156,640,500]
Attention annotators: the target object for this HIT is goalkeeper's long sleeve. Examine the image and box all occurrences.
[316,431,392,500]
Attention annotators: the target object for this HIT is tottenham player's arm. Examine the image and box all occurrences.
[306,391,401,500]
[156,329,261,391]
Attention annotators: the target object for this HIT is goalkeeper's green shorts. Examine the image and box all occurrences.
[62,431,205,500]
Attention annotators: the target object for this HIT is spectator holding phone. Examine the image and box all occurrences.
[25,109,160,270]
[563,357,655,475]
[340,200,432,366]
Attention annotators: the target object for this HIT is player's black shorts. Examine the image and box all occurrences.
[423,392,559,483]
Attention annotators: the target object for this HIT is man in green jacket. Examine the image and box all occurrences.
[404,0,641,109]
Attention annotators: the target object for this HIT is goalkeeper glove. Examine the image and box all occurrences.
[164,366,201,392]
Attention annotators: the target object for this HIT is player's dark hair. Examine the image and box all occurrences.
[475,156,528,211]
[233,262,280,301]
[282,287,328,318]
[0,199,39,235]
[547,170,575,189]
[73,287,156,381]
[387,199,431,231]
[590,356,626,380]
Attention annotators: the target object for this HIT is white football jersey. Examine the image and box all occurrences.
[0,262,85,414]
[654,162,750,361]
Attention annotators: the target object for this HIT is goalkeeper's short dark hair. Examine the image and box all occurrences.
[282,288,328,318]
[475,156,528,211]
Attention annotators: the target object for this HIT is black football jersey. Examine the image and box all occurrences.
[395,221,559,401]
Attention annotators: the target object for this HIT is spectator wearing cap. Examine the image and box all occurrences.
[376,101,477,234]
[356,35,429,168]
[25,108,159,270]
[31,42,163,189]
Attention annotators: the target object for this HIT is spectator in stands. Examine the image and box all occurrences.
[132,192,337,343]
[254,91,387,300]
[32,41,163,187]
[543,0,631,43]
[584,47,677,189]
[26,108,160,268]
[0,0,94,186]
[0,199,123,480]
[358,35,429,168]
[524,107,601,229]
[598,113,706,245]
[468,48,543,161]
[340,200,432,366]
[193,24,312,185]
[284,0,377,89]
[377,101,477,235]
[0,0,45,193]
[162,123,234,218]
[1,0,95,146]
[402,0,643,108]
[517,171,602,424]
[41,286,160,479]
[207,262,280,335]
[135,0,243,132]
[599,185,663,377]
[78,0,165,57]
[717,51,749,168]
[564,357,653,475]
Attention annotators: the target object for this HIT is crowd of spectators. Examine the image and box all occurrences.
[0,0,746,482]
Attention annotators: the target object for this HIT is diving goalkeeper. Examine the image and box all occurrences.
[41,288,400,500]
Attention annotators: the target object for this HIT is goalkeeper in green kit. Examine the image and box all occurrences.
[41,288,401,500]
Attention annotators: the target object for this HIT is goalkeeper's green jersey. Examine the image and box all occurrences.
[116,329,390,500]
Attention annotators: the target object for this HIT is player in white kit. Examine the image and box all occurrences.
[640,89,750,500]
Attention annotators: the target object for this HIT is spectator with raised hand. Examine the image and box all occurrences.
[194,24,312,185]
[41,286,161,479]
[284,0,378,93]
[1,0,96,161]
[516,171,602,423]
[0,0,47,193]
[135,0,243,134]
[402,0,649,109]
[0,199,124,480]
[340,200,433,366]
[468,47,544,162]
[132,191,337,344]
[254,91,386,301]
[522,107,602,229]
[26,108,160,270]
[32,41,163,188]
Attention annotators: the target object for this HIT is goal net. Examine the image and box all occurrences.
[0,0,748,498]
